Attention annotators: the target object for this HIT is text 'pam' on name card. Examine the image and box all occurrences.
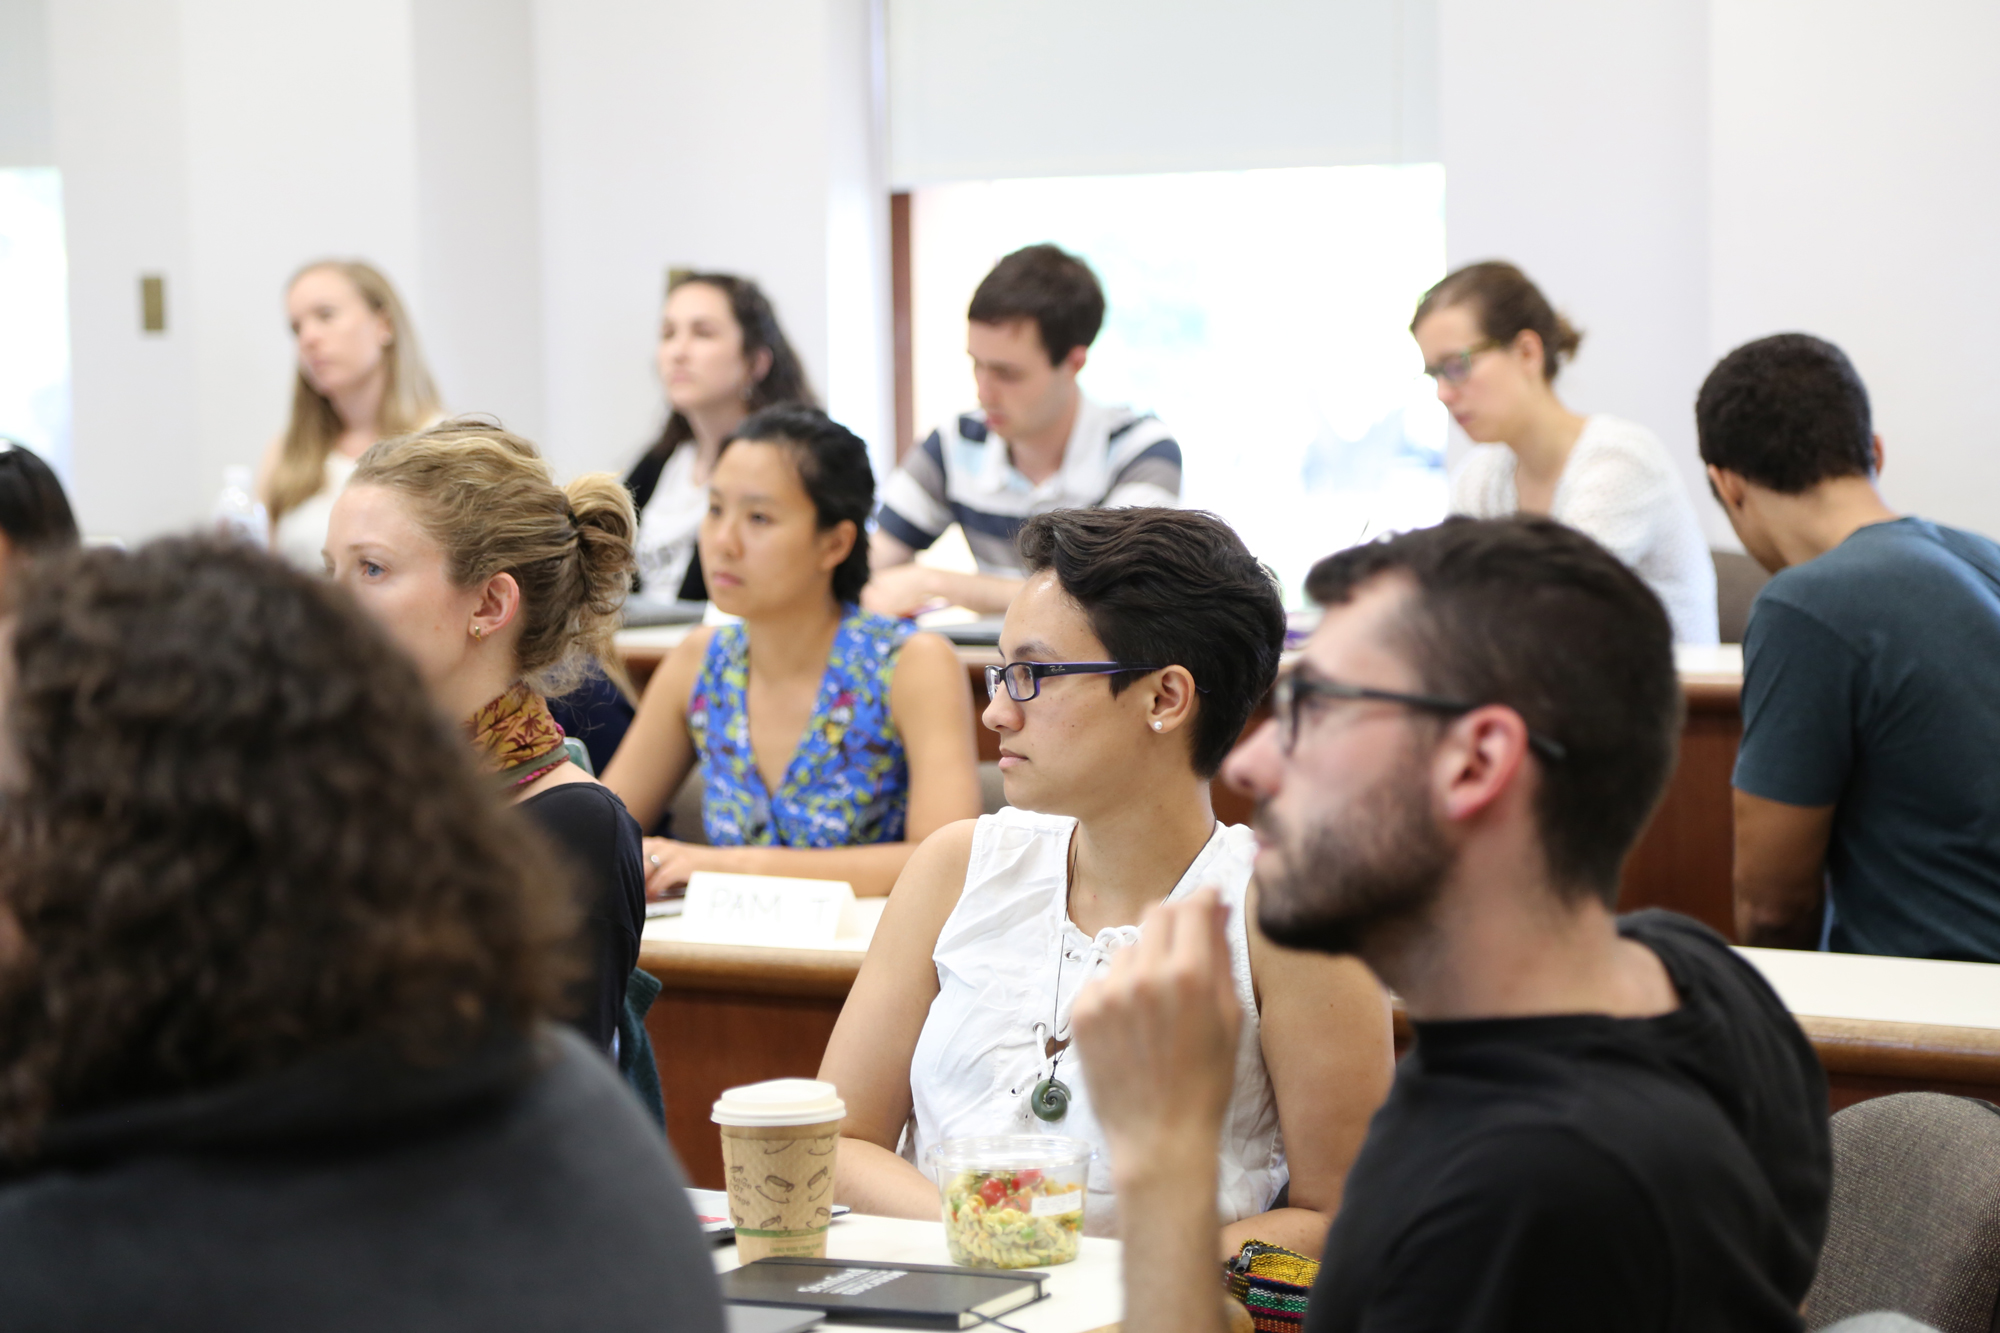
[679,871,859,948]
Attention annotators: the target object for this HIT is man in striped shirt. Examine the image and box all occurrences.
[864,244,1182,616]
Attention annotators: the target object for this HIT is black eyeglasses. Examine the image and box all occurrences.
[1273,669,1568,762]
[1421,338,1502,386]
[985,660,1166,703]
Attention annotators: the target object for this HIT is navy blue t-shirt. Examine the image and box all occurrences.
[1734,517,2000,960]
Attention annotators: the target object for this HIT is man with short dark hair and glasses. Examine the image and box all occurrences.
[1071,516,1832,1332]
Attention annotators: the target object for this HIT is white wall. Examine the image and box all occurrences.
[46,0,202,539]
[0,0,53,166]
[1439,0,1721,540]
[177,0,426,506]
[888,0,1440,183]
[530,0,889,482]
[21,1,2000,543]
[412,0,546,444]
[33,0,889,541]
[1710,0,2000,537]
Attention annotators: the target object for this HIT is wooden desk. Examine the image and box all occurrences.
[644,935,2000,1186]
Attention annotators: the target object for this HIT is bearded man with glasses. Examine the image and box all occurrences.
[1073,516,1834,1333]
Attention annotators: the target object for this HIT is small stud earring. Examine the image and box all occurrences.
[471,625,484,640]
[1152,720,1164,732]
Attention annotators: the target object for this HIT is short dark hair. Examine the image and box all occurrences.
[1411,260,1582,382]
[1696,333,1875,494]
[0,440,80,552]
[1305,517,1680,901]
[722,406,875,605]
[0,538,579,1155]
[1017,507,1283,777]
[967,244,1106,365]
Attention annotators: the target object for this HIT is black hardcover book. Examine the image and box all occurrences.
[721,1257,1048,1329]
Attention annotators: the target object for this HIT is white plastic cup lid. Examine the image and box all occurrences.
[711,1078,847,1127]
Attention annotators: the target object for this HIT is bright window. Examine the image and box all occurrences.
[910,164,1448,603]
[0,168,71,470]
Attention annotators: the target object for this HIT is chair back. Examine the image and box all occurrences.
[1805,1093,2000,1332]
[1714,548,1771,643]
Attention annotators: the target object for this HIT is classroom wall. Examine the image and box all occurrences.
[531,0,890,484]
[12,2,2000,542]
[1710,0,2000,539]
[29,0,888,541]
[1438,0,1720,542]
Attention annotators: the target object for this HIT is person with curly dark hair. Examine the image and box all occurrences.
[0,537,723,1331]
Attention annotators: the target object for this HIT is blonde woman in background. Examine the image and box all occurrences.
[261,260,442,571]
[324,421,649,1084]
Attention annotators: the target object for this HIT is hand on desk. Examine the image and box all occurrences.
[641,837,704,900]
[860,563,946,619]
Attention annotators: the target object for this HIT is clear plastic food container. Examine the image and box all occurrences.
[928,1135,1092,1269]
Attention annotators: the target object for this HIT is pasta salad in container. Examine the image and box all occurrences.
[929,1136,1092,1269]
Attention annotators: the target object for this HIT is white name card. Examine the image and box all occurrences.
[679,871,858,948]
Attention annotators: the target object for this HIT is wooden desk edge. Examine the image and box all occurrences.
[1390,1005,2000,1085]
[1794,1013,2000,1082]
[639,938,863,998]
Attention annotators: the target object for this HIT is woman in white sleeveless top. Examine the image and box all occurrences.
[820,508,1394,1255]
[259,260,442,571]
[1412,261,1718,645]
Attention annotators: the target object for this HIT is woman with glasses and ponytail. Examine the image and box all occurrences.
[818,507,1394,1256]
[602,406,982,900]
[1412,260,1718,644]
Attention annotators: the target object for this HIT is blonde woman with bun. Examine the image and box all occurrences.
[263,260,443,571]
[1412,260,1718,645]
[324,420,646,1065]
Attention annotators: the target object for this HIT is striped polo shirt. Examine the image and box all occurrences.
[875,394,1182,577]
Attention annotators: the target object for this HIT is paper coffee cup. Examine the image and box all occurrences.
[713,1078,846,1261]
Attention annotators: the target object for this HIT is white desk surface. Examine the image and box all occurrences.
[716,1214,1122,1333]
[1737,946,2000,1030]
[615,624,699,656]
[643,897,886,953]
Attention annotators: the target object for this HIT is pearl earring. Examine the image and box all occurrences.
[1152,721,1164,732]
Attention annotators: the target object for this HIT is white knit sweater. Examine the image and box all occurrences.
[1450,415,1719,645]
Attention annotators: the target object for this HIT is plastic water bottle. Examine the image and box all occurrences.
[213,465,268,546]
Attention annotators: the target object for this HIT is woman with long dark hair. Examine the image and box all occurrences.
[626,272,815,599]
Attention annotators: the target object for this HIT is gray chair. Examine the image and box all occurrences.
[669,769,707,844]
[1714,548,1772,643]
[1804,1093,2000,1332]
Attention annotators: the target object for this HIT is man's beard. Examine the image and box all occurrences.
[1254,746,1454,958]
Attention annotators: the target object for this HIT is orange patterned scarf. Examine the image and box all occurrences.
[465,682,569,790]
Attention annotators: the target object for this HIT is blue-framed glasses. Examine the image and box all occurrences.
[985,660,1167,703]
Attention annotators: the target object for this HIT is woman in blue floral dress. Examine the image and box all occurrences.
[604,408,982,898]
